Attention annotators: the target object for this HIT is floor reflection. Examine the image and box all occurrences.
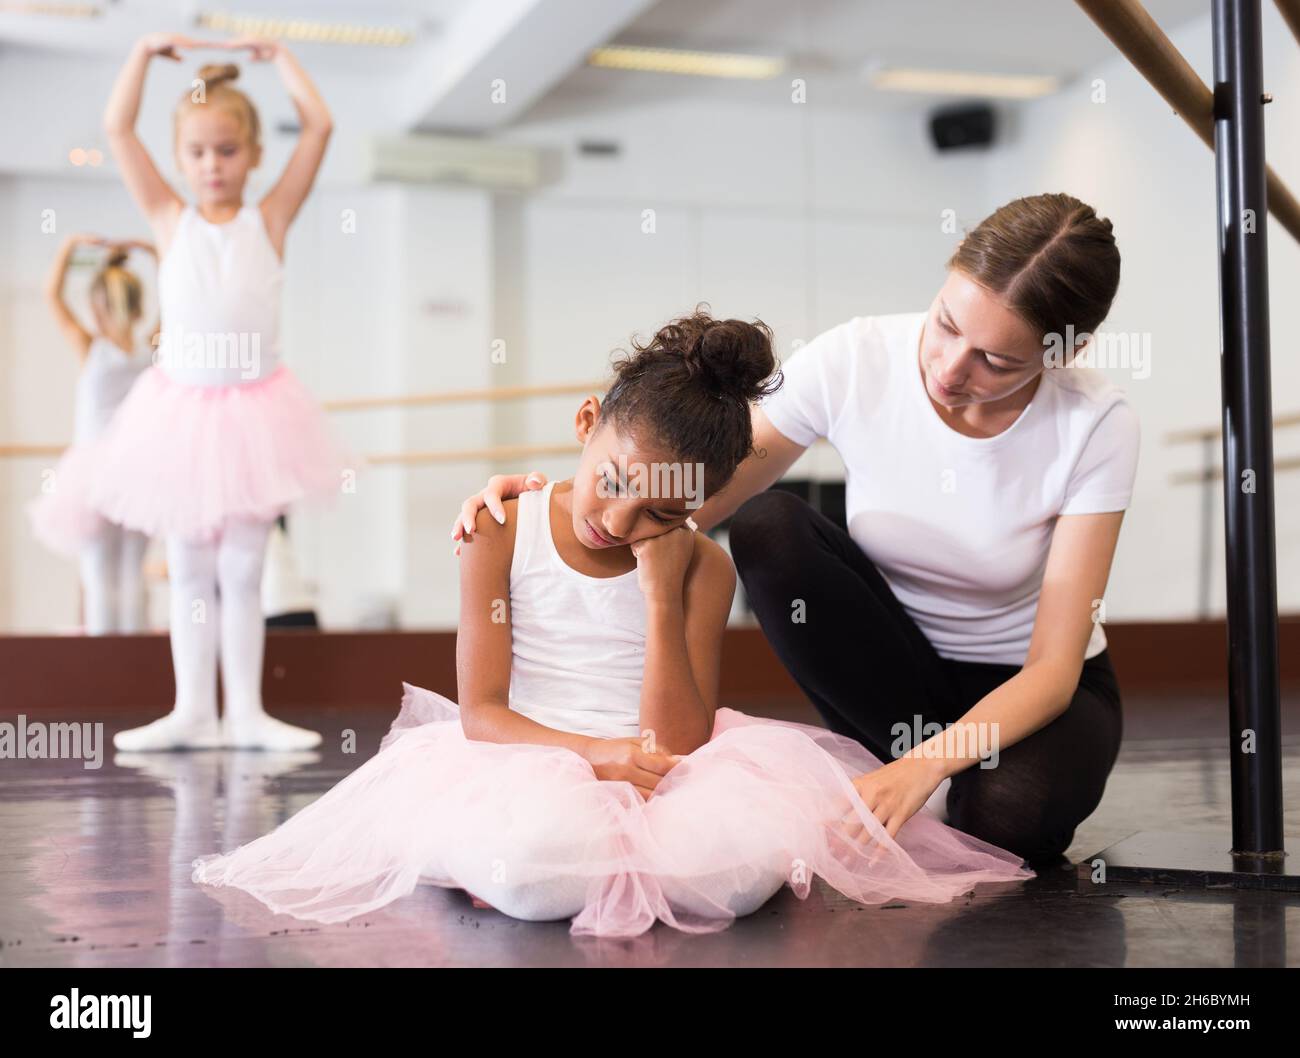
[1,706,1298,967]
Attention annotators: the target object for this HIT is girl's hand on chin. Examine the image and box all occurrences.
[629,525,695,602]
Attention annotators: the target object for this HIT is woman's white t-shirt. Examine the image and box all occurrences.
[758,312,1140,666]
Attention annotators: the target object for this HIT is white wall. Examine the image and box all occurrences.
[490,95,989,488]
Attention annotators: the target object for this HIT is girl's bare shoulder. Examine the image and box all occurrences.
[688,529,736,588]
[460,498,519,563]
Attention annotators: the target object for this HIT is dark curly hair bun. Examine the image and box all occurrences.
[659,314,780,404]
[602,305,783,491]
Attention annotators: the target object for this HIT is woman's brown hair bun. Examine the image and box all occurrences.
[948,191,1120,342]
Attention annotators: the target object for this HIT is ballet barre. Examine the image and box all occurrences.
[1169,454,1300,484]
[365,443,581,465]
[0,444,64,458]
[0,432,834,465]
[1075,0,1295,888]
[1277,0,1300,43]
[1074,0,1300,245]
[322,380,605,412]
[1165,409,1300,445]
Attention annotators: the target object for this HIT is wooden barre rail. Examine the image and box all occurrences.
[1171,453,1300,484]
[1074,0,1300,245]
[365,443,580,465]
[0,444,63,458]
[0,441,586,464]
[323,380,605,412]
[2,437,835,464]
[1278,0,1300,46]
[1166,409,1300,444]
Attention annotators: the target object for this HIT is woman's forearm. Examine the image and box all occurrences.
[104,42,152,137]
[692,408,806,531]
[639,597,711,755]
[913,660,1075,780]
[460,700,596,756]
[273,48,332,133]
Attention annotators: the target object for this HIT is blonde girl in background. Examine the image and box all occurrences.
[28,235,155,633]
[92,33,348,751]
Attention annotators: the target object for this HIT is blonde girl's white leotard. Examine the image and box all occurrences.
[73,335,150,442]
[153,204,283,386]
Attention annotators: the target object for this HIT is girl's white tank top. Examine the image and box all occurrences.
[506,481,648,740]
[74,336,150,443]
[155,204,283,386]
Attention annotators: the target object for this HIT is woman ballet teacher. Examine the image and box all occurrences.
[453,192,1140,868]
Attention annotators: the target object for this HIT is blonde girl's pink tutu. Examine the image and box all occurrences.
[192,684,1035,938]
[26,443,112,558]
[84,364,352,541]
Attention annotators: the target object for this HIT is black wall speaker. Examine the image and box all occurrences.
[929,104,996,151]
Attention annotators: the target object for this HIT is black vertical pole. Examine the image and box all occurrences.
[1211,0,1284,856]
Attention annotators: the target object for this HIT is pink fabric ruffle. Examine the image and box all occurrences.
[26,443,110,558]
[80,364,352,542]
[192,684,1035,938]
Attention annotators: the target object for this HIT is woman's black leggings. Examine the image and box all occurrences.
[727,489,1123,868]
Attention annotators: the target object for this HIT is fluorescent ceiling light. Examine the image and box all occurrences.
[870,67,1059,99]
[0,2,101,14]
[195,11,413,47]
[588,44,785,79]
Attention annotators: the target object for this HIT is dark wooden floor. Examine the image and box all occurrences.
[2,692,1299,968]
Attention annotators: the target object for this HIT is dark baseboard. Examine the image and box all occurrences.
[4,619,1297,713]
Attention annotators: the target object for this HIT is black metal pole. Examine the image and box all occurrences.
[1211,0,1284,856]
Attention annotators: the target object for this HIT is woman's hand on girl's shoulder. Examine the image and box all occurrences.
[452,471,547,553]
[455,496,518,558]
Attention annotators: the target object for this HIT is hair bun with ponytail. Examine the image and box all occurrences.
[196,63,240,89]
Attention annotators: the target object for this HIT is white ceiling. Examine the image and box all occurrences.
[0,0,473,73]
[541,0,1213,114]
[0,0,1213,130]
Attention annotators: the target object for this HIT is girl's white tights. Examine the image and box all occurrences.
[79,524,149,635]
[113,517,322,752]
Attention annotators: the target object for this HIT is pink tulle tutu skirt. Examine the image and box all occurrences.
[34,364,351,548]
[26,443,113,558]
[192,684,1035,938]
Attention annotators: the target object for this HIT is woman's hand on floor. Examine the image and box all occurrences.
[839,755,948,845]
[583,737,683,801]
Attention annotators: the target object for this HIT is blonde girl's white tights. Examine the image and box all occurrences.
[112,517,322,752]
[79,524,149,635]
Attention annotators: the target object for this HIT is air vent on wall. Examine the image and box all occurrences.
[366,134,541,190]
